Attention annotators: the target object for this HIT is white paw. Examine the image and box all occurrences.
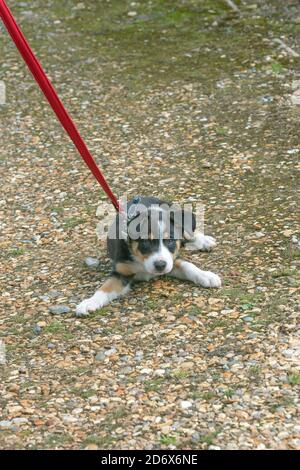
[185,233,217,251]
[76,292,108,317]
[187,265,221,288]
[195,270,221,288]
[200,235,217,251]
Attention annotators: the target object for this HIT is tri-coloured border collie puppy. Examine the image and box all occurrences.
[76,196,221,316]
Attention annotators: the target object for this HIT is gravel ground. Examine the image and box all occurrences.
[0,0,299,450]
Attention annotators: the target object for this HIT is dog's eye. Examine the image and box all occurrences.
[166,239,177,251]
[139,240,152,253]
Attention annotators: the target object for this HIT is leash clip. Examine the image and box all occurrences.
[127,196,141,223]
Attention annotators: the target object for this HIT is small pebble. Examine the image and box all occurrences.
[85,257,100,269]
[49,305,70,315]
[180,400,193,409]
[95,352,106,361]
[260,95,274,103]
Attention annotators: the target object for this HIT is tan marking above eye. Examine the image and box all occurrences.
[130,241,139,256]
[170,240,181,259]
[130,240,149,262]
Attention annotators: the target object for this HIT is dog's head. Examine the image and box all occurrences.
[127,203,195,275]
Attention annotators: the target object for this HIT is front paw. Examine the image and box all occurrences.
[76,292,107,316]
[194,270,222,288]
[200,235,217,251]
[185,234,217,251]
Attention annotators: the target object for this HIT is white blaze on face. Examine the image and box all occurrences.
[143,218,174,275]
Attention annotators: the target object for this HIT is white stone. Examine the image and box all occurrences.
[180,400,193,409]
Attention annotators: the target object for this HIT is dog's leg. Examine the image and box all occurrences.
[170,259,221,288]
[76,273,131,316]
[184,232,217,251]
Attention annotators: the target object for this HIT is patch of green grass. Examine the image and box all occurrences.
[110,407,128,420]
[82,434,116,448]
[51,205,65,214]
[71,387,95,399]
[248,365,261,379]
[285,246,300,260]
[272,268,297,278]
[159,434,177,446]
[39,402,50,409]
[216,127,228,136]
[63,332,75,340]
[223,388,235,399]
[88,307,110,318]
[5,343,20,352]
[7,314,28,324]
[19,429,33,438]
[200,391,216,401]
[44,432,74,447]
[211,373,221,382]
[199,431,219,446]
[271,62,283,73]
[208,318,229,329]
[73,366,91,375]
[63,216,85,229]
[172,370,190,380]
[144,377,166,392]
[268,396,295,412]
[5,248,25,258]
[287,373,300,386]
[144,299,159,310]
[222,288,262,304]
[240,292,263,304]
[44,321,66,334]
[240,303,254,311]
[188,306,203,316]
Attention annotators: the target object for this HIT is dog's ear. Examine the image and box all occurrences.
[169,208,196,241]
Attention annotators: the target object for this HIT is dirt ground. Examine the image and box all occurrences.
[0,0,299,449]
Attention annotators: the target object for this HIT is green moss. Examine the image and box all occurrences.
[44,433,74,447]
[223,388,235,398]
[82,434,116,448]
[159,434,177,446]
[71,387,96,399]
[5,248,25,258]
[200,391,216,401]
[271,62,284,74]
[199,430,219,446]
[44,321,66,334]
[288,373,300,386]
[144,377,166,392]
[63,216,85,229]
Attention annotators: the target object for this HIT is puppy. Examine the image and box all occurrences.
[76,196,221,316]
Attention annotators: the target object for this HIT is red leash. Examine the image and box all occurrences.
[0,0,121,212]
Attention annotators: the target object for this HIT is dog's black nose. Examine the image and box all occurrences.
[154,260,167,272]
